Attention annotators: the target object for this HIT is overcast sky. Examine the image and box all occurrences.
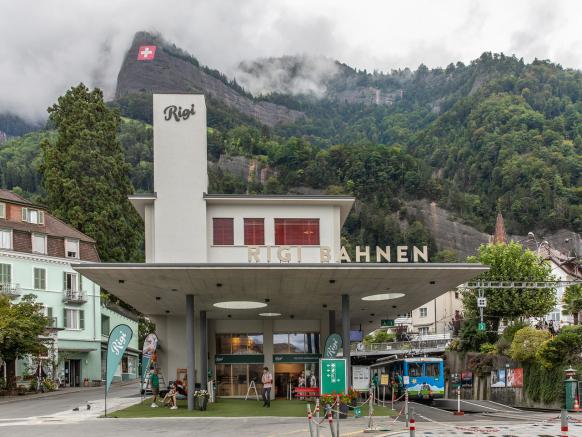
[1,0,582,122]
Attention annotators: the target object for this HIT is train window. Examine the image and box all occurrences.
[425,363,440,377]
[408,363,422,377]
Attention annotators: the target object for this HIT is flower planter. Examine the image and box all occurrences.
[198,396,208,411]
[339,403,349,419]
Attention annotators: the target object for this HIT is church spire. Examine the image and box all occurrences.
[492,212,507,244]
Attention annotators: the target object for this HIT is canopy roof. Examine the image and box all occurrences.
[74,263,487,325]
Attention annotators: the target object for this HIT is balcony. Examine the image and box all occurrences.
[0,283,21,298]
[62,289,87,304]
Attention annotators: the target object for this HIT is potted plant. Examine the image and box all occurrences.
[339,392,352,419]
[195,389,210,411]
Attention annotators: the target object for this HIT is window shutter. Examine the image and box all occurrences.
[63,308,68,328]
[80,310,85,330]
[63,272,67,291]
[21,207,27,221]
[213,218,234,245]
[79,275,83,292]
[38,211,44,225]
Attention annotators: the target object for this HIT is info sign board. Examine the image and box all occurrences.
[320,358,348,395]
[352,365,370,391]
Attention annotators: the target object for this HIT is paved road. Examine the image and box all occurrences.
[1,390,578,436]
[0,383,140,419]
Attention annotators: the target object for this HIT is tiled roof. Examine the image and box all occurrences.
[539,245,582,280]
[0,189,36,206]
[0,190,95,243]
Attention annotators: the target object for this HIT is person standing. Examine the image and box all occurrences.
[150,368,160,407]
[261,367,273,407]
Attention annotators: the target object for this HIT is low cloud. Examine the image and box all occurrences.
[0,0,581,123]
[236,55,339,97]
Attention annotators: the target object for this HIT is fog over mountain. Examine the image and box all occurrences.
[1,0,582,122]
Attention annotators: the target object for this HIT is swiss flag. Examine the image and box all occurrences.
[137,45,157,61]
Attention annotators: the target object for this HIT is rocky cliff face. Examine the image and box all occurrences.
[405,199,581,260]
[115,32,304,127]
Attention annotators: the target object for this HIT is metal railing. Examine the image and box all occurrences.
[62,289,86,303]
[0,283,21,297]
[351,335,453,355]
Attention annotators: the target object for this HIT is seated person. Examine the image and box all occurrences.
[163,383,178,409]
[174,379,187,400]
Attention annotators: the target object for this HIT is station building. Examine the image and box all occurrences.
[74,94,487,409]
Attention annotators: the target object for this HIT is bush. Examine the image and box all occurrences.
[537,325,582,368]
[509,327,551,362]
[479,342,497,354]
[364,331,396,344]
[42,378,57,392]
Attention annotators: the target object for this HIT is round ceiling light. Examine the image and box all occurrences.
[213,301,267,309]
[362,293,405,301]
[259,312,282,317]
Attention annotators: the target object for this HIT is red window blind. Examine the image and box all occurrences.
[244,218,265,245]
[274,219,320,245]
[213,218,234,245]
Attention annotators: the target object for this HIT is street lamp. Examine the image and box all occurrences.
[527,232,550,256]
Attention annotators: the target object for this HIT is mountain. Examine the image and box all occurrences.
[1,32,581,261]
[115,32,304,127]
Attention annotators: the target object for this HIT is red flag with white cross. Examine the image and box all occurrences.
[137,45,156,61]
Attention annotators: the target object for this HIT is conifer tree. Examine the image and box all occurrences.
[40,83,143,261]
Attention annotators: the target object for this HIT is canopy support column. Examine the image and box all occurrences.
[329,310,336,335]
[186,294,196,410]
[200,310,208,390]
[341,294,350,386]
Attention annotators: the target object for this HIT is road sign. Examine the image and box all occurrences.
[380,374,389,385]
[381,319,395,327]
[320,358,347,395]
[478,322,487,331]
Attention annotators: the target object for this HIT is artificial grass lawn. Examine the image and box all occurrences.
[109,398,398,418]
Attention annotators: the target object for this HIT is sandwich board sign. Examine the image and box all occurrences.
[320,358,347,395]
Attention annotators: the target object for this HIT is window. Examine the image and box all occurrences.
[64,272,78,292]
[244,218,264,245]
[102,315,110,336]
[0,202,5,219]
[273,332,320,354]
[275,219,320,245]
[419,307,428,318]
[64,309,84,330]
[34,268,46,290]
[0,263,11,284]
[425,363,440,378]
[216,363,264,397]
[216,334,264,354]
[44,306,56,328]
[408,363,422,377]
[32,233,46,254]
[418,327,429,336]
[65,239,79,258]
[21,207,44,224]
[213,218,234,245]
[0,229,11,249]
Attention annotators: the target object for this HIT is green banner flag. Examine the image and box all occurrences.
[106,324,133,393]
[323,333,342,358]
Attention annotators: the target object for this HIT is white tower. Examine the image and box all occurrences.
[151,94,208,263]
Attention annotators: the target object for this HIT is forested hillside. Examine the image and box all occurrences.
[0,36,581,261]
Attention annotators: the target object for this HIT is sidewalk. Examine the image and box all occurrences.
[0,381,137,405]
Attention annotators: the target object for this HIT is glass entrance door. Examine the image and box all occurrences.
[274,363,319,398]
